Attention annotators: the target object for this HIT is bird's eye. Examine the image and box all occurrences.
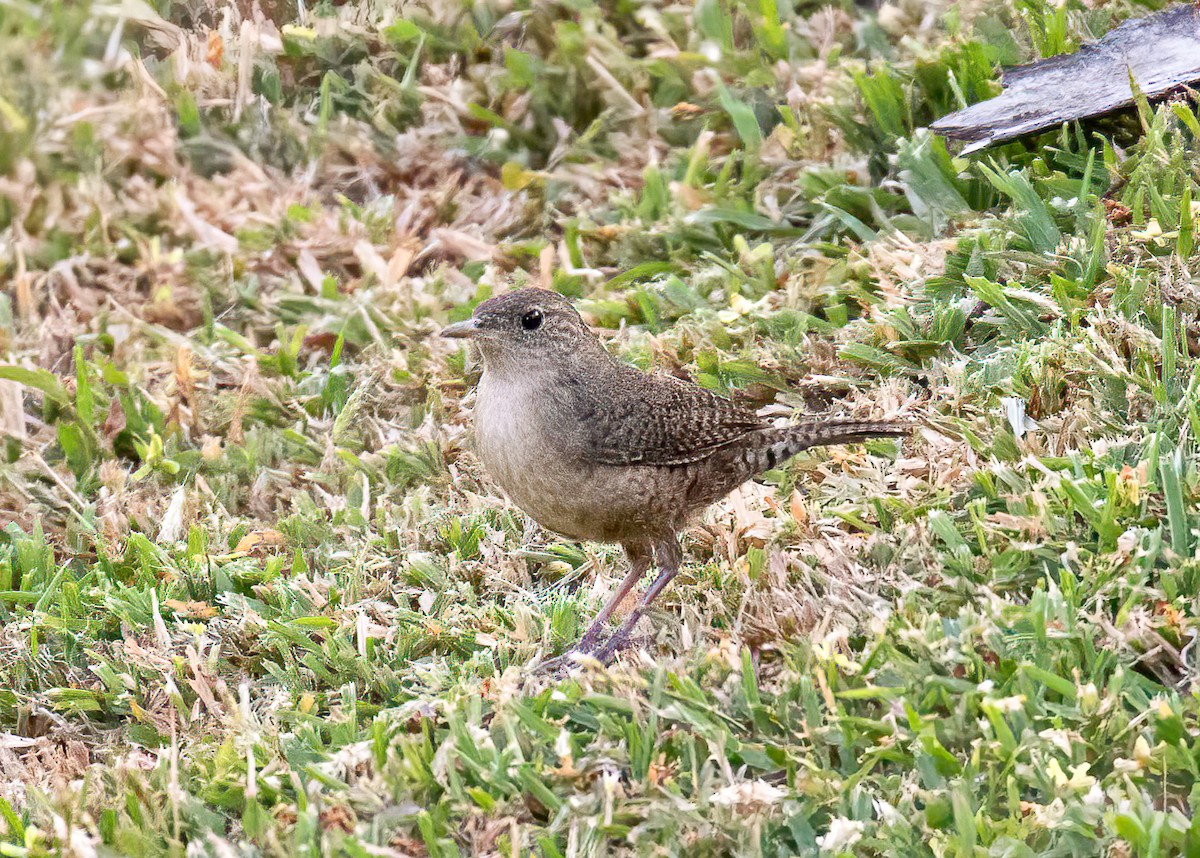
[521,309,544,331]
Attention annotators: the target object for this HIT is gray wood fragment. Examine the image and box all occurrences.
[931,4,1200,153]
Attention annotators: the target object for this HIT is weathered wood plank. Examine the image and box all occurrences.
[931,4,1200,153]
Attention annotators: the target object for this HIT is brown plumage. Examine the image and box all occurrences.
[442,288,909,663]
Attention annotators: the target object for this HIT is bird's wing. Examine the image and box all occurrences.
[576,367,769,466]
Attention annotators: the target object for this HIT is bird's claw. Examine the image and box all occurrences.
[591,629,636,664]
[537,635,616,678]
[572,627,607,656]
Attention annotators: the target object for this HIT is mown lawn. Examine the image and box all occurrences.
[0,0,1198,855]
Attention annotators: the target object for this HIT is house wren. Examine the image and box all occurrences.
[442,288,907,663]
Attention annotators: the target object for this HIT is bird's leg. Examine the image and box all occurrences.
[592,538,681,664]
[571,542,652,655]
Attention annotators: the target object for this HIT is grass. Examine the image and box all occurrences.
[0,0,1199,854]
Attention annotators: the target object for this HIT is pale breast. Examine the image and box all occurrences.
[474,372,585,535]
[474,373,536,477]
[472,371,684,542]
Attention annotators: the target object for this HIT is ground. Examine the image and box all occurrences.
[0,0,1197,855]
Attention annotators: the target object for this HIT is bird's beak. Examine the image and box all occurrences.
[440,318,479,339]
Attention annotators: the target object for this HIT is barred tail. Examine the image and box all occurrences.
[685,417,912,509]
[784,418,911,454]
[752,418,911,473]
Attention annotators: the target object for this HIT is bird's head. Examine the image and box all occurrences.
[440,288,600,372]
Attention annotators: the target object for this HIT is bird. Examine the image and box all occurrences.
[441,288,908,664]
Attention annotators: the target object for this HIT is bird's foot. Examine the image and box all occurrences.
[572,625,610,656]
[540,610,653,676]
[534,653,567,675]
[536,649,595,679]
[535,634,609,678]
[591,629,636,664]
[539,628,646,677]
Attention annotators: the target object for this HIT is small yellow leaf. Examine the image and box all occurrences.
[235,529,286,555]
